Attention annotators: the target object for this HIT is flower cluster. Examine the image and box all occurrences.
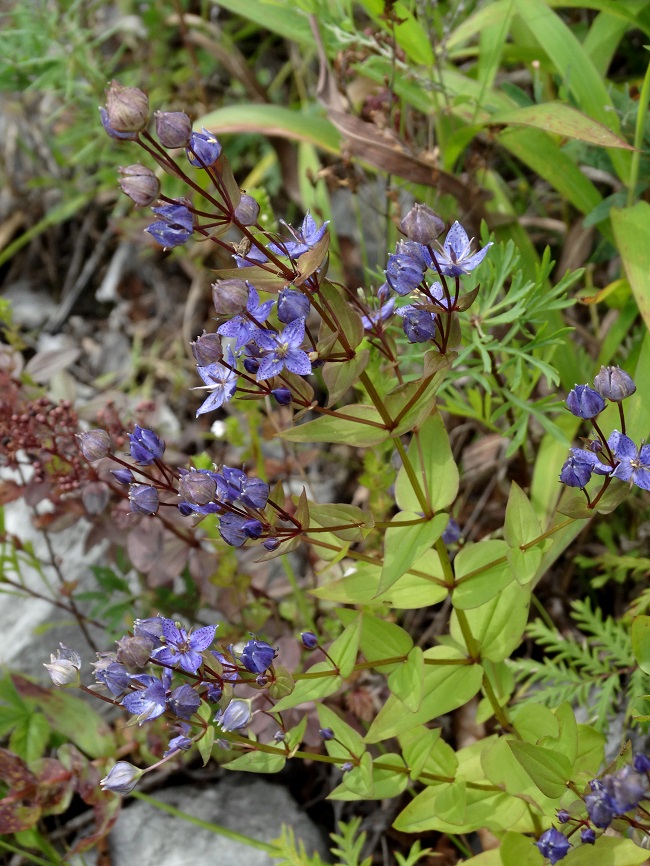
[559,366,647,502]
[47,618,280,794]
[535,755,650,863]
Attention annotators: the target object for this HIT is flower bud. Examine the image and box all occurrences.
[556,809,570,824]
[593,366,636,402]
[104,81,150,133]
[271,388,292,406]
[100,761,143,795]
[77,429,111,462]
[300,631,318,650]
[273,730,286,742]
[634,754,650,773]
[112,468,135,485]
[154,110,192,148]
[580,828,596,845]
[263,537,280,551]
[178,469,217,506]
[319,727,335,741]
[187,128,222,167]
[44,644,81,687]
[129,425,165,465]
[118,164,160,207]
[566,385,606,419]
[241,638,276,674]
[400,203,445,245]
[191,331,223,365]
[128,483,159,515]
[100,108,137,141]
[234,194,260,226]
[82,481,110,515]
[115,634,154,668]
[341,761,353,772]
[214,698,252,732]
[212,279,249,316]
[277,288,310,324]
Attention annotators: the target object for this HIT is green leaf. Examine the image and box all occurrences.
[317,282,364,351]
[451,580,531,662]
[280,405,388,446]
[512,703,559,743]
[203,2,315,47]
[504,482,543,548]
[563,836,649,865]
[507,741,572,798]
[507,546,543,586]
[272,662,341,712]
[611,203,650,334]
[364,649,482,743]
[482,736,551,807]
[393,784,525,834]
[323,350,369,406]
[394,414,459,513]
[378,512,448,596]
[575,724,605,775]
[225,750,286,774]
[357,0,434,65]
[632,615,650,675]
[435,778,467,825]
[355,612,413,669]
[9,711,49,764]
[311,550,448,609]
[330,753,409,801]
[452,540,513,609]
[197,725,214,767]
[387,646,424,712]
[398,726,449,781]
[317,704,365,758]
[308,503,373,542]
[328,614,362,677]
[500,831,545,866]
[268,665,294,700]
[12,675,114,758]
[492,103,634,149]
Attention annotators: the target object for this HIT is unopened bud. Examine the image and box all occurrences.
[115,634,154,668]
[300,631,318,650]
[77,429,111,462]
[105,81,149,133]
[154,110,192,148]
[271,388,292,406]
[400,203,445,245]
[212,279,249,316]
[593,366,636,402]
[100,761,143,795]
[118,164,160,207]
[44,644,81,687]
[191,331,223,365]
[234,194,260,226]
[128,484,159,515]
[178,469,217,505]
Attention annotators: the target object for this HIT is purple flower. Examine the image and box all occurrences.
[255,318,312,381]
[319,728,335,741]
[602,764,648,813]
[234,245,269,269]
[442,518,462,545]
[267,211,328,258]
[433,222,493,277]
[214,698,252,732]
[217,286,275,349]
[610,432,650,491]
[580,828,596,844]
[397,305,437,343]
[559,447,611,489]
[272,387,292,405]
[210,651,238,683]
[361,297,395,331]
[218,514,263,547]
[534,827,570,864]
[428,281,452,310]
[100,761,143,794]
[187,128,222,167]
[194,348,238,416]
[164,723,193,757]
[93,656,130,696]
[129,426,165,465]
[385,245,427,296]
[121,676,168,724]
[277,289,310,324]
[566,385,606,419]
[168,684,201,719]
[585,783,617,828]
[240,639,276,674]
[133,616,166,646]
[111,468,135,485]
[634,754,650,773]
[301,631,318,650]
[99,108,138,141]
[153,621,217,674]
[128,484,159,515]
[146,203,194,249]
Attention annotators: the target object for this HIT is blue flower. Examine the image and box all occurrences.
[255,318,312,381]
[559,448,611,489]
[585,784,617,828]
[217,286,275,349]
[361,297,395,332]
[121,676,168,724]
[240,639,276,674]
[534,827,570,864]
[610,432,650,491]
[277,288,310,324]
[433,222,493,277]
[168,684,201,719]
[267,212,328,258]
[128,484,159,515]
[385,243,428,295]
[397,305,437,343]
[164,723,193,757]
[214,698,252,732]
[146,204,194,249]
[129,426,165,465]
[193,348,238,416]
[153,621,217,674]
[234,245,268,269]
[218,514,263,547]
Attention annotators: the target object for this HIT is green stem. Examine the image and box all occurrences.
[628,58,650,207]
[394,436,432,517]
[0,841,61,866]
[359,370,395,430]
[132,792,279,854]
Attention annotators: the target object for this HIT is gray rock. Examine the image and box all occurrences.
[108,777,328,866]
